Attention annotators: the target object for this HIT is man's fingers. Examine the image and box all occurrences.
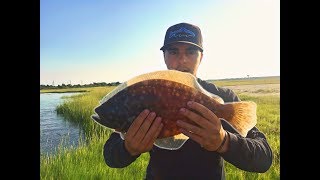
[126,109,150,139]
[186,101,219,124]
[176,120,205,137]
[179,128,203,146]
[134,112,156,142]
[141,117,162,145]
[153,122,164,141]
[145,118,164,148]
[179,107,211,128]
[147,123,164,149]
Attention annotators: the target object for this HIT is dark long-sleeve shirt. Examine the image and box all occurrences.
[103,78,273,179]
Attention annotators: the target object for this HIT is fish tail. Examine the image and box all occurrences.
[216,101,257,137]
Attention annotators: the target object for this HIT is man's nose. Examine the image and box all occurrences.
[178,53,188,63]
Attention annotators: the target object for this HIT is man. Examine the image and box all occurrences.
[104,22,273,179]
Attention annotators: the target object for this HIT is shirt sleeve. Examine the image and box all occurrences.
[103,132,140,168]
[220,120,273,173]
[198,79,273,172]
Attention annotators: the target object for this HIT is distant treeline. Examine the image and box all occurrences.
[40,82,121,90]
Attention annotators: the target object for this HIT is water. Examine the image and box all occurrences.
[40,93,85,155]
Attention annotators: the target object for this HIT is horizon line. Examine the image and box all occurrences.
[40,75,280,86]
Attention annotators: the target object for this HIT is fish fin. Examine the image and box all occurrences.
[218,101,257,137]
[91,114,102,123]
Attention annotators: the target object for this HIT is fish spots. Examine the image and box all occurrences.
[95,77,225,138]
[165,81,172,87]
[182,95,187,100]
[142,81,149,86]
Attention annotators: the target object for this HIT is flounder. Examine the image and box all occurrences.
[91,70,257,140]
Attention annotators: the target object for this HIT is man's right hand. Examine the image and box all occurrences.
[124,109,163,156]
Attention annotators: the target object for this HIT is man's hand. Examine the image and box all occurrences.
[124,109,163,156]
[176,101,229,153]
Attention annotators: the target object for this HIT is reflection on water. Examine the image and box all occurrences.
[40,93,85,155]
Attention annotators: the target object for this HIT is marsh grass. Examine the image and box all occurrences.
[209,76,279,87]
[41,83,280,179]
[56,87,116,137]
[40,131,151,180]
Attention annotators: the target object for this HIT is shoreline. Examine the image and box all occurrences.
[40,90,88,94]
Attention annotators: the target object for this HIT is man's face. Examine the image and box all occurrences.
[163,43,203,76]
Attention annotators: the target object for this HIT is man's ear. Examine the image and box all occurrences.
[200,52,203,62]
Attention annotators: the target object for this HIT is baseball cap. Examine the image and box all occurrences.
[160,22,203,52]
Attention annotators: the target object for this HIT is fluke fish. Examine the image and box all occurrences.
[91,70,257,141]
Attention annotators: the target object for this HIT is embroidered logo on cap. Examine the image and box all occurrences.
[169,27,195,39]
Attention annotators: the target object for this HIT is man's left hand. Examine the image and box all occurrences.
[176,101,228,152]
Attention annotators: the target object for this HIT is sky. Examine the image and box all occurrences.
[40,0,280,85]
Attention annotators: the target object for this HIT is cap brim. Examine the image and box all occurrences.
[160,41,203,52]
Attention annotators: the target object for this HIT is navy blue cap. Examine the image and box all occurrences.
[160,23,203,52]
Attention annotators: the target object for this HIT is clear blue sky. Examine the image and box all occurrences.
[40,0,280,85]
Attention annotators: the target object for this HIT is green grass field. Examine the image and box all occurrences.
[208,76,279,87]
[40,78,280,179]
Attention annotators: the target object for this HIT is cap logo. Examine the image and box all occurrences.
[169,27,195,39]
